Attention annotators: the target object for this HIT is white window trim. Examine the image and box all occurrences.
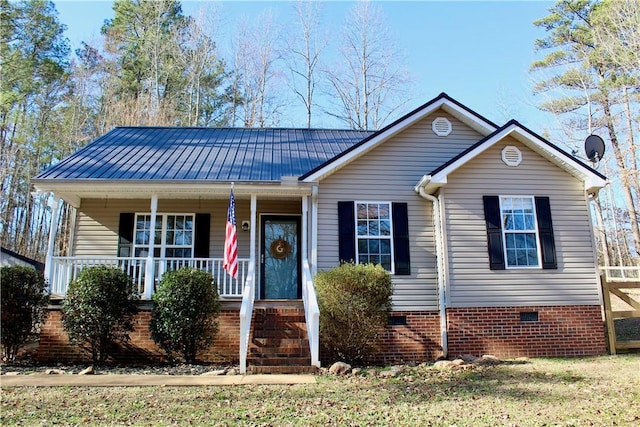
[354,201,395,274]
[133,213,196,259]
[499,196,542,269]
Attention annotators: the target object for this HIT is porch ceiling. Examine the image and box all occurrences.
[32,180,314,208]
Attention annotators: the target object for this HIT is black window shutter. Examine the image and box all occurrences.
[117,213,135,257]
[483,196,505,270]
[392,202,411,275]
[535,197,557,269]
[194,214,211,258]
[337,201,355,263]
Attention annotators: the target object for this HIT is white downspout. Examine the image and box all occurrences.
[417,187,448,358]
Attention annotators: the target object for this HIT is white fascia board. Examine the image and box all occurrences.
[510,126,607,191]
[302,98,498,183]
[32,180,313,204]
[425,123,607,193]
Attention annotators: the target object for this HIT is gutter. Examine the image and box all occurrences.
[416,185,448,358]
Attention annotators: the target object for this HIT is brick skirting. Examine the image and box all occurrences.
[36,304,606,365]
[446,305,606,358]
[37,303,241,364]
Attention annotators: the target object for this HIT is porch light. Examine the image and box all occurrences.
[242,220,250,231]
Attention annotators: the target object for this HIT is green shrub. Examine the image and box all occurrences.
[61,266,138,364]
[316,262,393,364]
[1,266,49,363]
[150,267,221,364]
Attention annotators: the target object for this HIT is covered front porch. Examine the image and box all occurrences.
[38,182,321,372]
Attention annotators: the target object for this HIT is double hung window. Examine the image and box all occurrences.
[499,196,540,268]
[134,214,194,258]
[355,202,394,272]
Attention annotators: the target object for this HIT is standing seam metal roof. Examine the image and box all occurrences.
[35,127,374,182]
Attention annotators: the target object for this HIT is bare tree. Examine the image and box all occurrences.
[229,11,284,127]
[324,1,412,130]
[284,0,327,128]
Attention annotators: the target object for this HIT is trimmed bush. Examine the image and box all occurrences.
[150,267,220,364]
[1,266,49,363]
[315,262,393,364]
[62,266,138,364]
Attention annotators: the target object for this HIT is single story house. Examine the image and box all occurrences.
[33,93,607,371]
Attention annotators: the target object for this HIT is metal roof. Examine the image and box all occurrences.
[35,127,374,182]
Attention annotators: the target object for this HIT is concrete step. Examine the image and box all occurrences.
[248,365,319,374]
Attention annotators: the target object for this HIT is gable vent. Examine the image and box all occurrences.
[432,117,452,137]
[501,146,522,166]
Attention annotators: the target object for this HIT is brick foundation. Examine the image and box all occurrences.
[37,303,606,365]
[37,302,241,364]
[446,305,606,358]
[370,311,443,364]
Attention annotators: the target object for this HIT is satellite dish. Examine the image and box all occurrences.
[584,134,605,163]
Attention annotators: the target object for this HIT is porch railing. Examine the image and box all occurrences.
[239,261,256,374]
[600,266,640,282]
[302,260,320,367]
[49,256,249,298]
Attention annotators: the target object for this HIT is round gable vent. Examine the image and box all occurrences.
[501,146,522,166]
[432,117,452,137]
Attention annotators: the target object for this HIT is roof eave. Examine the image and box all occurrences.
[301,93,498,183]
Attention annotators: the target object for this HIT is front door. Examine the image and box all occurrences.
[260,215,301,299]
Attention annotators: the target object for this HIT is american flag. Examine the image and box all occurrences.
[223,188,238,279]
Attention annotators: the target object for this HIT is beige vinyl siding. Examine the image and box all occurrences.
[74,198,301,262]
[443,137,600,307]
[317,111,484,311]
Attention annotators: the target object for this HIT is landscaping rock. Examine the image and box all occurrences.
[328,362,351,375]
[473,355,501,366]
[226,367,239,376]
[45,369,66,375]
[378,365,403,378]
[433,360,455,370]
[451,359,465,366]
[78,366,94,375]
[351,368,362,376]
[456,354,477,363]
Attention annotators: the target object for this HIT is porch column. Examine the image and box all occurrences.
[143,194,158,299]
[250,194,257,284]
[44,195,61,286]
[311,185,318,276]
[301,195,308,262]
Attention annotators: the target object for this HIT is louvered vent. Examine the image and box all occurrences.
[432,117,452,137]
[502,146,522,166]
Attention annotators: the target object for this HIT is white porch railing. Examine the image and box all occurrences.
[49,256,249,298]
[239,261,256,374]
[302,260,320,368]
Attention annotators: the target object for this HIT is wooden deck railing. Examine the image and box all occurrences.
[49,256,249,299]
[600,266,640,354]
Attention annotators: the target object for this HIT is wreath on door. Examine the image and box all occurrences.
[270,238,291,259]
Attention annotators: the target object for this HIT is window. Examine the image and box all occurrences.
[134,214,194,258]
[355,202,394,272]
[483,196,557,270]
[500,196,540,268]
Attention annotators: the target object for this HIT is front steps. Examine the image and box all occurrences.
[247,300,318,374]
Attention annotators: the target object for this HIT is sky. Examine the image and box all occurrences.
[52,0,558,133]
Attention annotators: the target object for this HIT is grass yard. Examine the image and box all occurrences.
[2,355,639,426]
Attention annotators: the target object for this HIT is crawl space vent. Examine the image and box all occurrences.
[432,117,452,137]
[501,146,522,166]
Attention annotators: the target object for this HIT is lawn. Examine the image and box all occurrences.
[2,355,639,426]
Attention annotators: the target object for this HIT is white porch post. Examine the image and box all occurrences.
[143,195,158,299]
[302,195,308,262]
[250,194,257,285]
[311,185,318,276]
[44,195,61,286]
